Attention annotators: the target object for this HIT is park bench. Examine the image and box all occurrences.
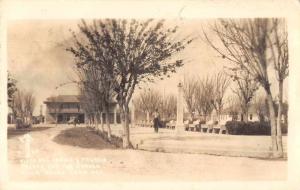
[188,119,200,131]
[136,121,144,127]
[201,120,215,133]
[145,122,153,128]
[213,119,229,134]
[166,120,176,129]
[137,121,153,128]
[184,120,191,131]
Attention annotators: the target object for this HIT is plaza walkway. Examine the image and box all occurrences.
[7,125,287,181]
[108,125,288,159]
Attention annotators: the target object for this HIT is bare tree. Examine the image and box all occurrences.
[231,70,258,122]
[183,77,198,120]
[203,18,285,157]
[226,96,240,120]
[160,94,177,120]
[211,71,231,120]
[24,91,36,124]
[253,95,268,122]
[67,19,193,148]
[194,76,214,121]
[134,89,162,122]
[269,19,288,154]
[79,86,97,127]
[12,89,36,128]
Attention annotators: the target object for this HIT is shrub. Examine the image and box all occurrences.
[225,121,288,135]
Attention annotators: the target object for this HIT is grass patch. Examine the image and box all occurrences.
[53,127,116,150]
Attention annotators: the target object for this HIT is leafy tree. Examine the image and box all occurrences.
[67,19,193,148]
[8,72,17,110]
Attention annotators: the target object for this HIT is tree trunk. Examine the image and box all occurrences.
[121,105,131,148]
[266,89,280,157]
[94,113,98,130]
[245,111,249,123]
[105,108,112,141]
[100,112,105,132]
[276,80,284,157]
[244,108,249,123]
[146,111,150,123]
[190,111,194,121]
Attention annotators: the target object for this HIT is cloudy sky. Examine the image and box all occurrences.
[7,19,287,115]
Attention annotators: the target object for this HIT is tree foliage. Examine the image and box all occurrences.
[8,72,17,109]
[67,19,193,148]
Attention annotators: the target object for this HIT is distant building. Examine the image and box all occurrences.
[220,106,261,122]
[43,95,121,124]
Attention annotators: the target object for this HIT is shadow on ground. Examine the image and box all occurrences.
[53,127,116,150]
[7,127,53,139]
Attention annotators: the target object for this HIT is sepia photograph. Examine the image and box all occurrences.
[1,0,300,190]
[7,18,289,181]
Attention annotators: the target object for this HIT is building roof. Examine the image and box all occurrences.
[44,95,80,103]
[44,95,118,105]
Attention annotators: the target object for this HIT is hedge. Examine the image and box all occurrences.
[225,121,288,135]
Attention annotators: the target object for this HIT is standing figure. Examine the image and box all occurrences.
[153,109,160,133]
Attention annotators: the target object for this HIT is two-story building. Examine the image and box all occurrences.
[44,95,84,124]
[44,95,121,125]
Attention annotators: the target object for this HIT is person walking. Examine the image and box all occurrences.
[153,109,160,133]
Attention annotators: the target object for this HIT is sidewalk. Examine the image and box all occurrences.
[108,125,287,158]
[8,125,287,181]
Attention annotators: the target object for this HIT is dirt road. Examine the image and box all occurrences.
[8,126,287,181]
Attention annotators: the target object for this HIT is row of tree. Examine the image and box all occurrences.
[8,73,36,127]
[182,70,259,123]
[67,19,193,148]
[203,18,288,158]
[67,18,288,158]
[183,72,231,121]
[133,89,177,122]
